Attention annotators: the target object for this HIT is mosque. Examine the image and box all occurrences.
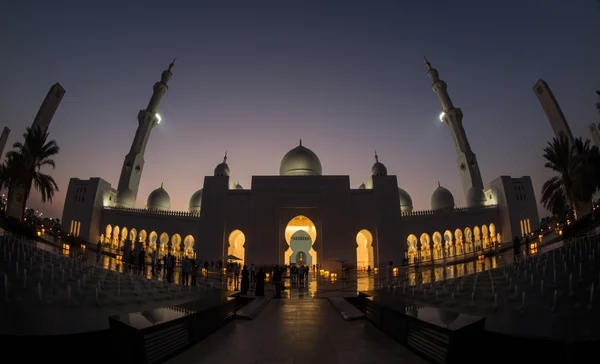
[61,59,540,272]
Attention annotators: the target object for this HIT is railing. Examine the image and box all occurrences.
[103,206,201,218]
[401,204,498,217]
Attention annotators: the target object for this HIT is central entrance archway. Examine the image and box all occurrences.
[289,230,313,266]
[285,215,317,267]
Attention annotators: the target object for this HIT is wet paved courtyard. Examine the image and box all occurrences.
[167,299,426,364]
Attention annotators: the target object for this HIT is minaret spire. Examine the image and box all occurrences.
[425,58,484,205]
[116,60,175,208]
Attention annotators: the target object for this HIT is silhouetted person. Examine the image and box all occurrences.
[255,267,266,296]
[241,265,250,294]
[513,236,521,264]
[273,265,282,298]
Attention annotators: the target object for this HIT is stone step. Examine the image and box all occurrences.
[236,297,271,320]
[326,297,364,321]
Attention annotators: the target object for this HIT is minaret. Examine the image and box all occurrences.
[116,59,176,208]
[425,57,484,199]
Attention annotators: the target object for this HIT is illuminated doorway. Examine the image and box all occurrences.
[289,230,313,266]
[356,229,374,269]
[296,251,307,266]
[228,229,246,266]
[285,215,317,267]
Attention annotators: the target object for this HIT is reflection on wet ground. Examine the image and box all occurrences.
[32,236,565,298]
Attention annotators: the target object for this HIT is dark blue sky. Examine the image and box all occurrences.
[2,0,599,218]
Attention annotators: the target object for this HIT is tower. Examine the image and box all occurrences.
[425,58,484,201]
[0,127,11,161]
[116,60,175,208]
[533,79,575,145]
[6,83,66,220]
[589,123,600,148]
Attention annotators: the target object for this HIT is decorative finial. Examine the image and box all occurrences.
[374,150,379,163]
[169,57,177,71]
[223,150,227,163]
[161,182,164,189]
[424,56,431,70]
[299,138,302,147]
[438,181,441,188]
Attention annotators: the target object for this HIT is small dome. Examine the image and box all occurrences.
[279,140,322,176]
[235,183,243,190]
[116,189,135,208]
[147,184,171,211]
[188,189,203,213]
[371,152,387,176]
[371,162,387,176]
[431,184,454,211]
[398,188,413,212]
[466,186,486,208]
[358,182,366,189]
[214,162,230,177]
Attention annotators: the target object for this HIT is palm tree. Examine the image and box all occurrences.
[541,135,599,219]
[3,126,59,217]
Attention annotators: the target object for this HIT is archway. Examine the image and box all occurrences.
[481,225,489,249]
[420,233,431,261]
[129,228,137,245]
[489,223,496,243]
[356,229,374,270]
[284,215,317,267]
[228,230,246,266]
[148,231,158,255]
[454,229,464,255]
[112,226,120,248]
[289,230,313,266]
[473,226,481,250]
[432,231,443,260]
[464,227,473,253]
[159,232,169,255]
[139,230,147,244]
[183,235,195,257]
[443,230,453,257]
[121,227,128,248]
[406,234,418,264]
[171,234,182,257]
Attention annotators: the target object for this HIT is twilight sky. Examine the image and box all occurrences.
[1,0,599,219]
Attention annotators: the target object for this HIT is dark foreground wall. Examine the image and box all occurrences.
[483,330,599,363]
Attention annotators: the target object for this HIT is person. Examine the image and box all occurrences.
[233,263,240,290]
[250,263,256,285]
[255,267,266,296]
[191,259,198,286]
[165,253,173,282]
[273,265,282,298]
[182,257,191,286]
[241,265,250,294]
[513,236,521,264]
[386,261,394,290]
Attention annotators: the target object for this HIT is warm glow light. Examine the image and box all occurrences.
[155,113,161,124]
[439,111,446,122]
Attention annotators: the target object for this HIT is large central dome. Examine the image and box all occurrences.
[279,140,322,176]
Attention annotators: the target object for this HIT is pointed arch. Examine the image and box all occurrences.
[356,229,374,270]
[407,234,418,264]
[228,230,246,266]
[284,215,317,267]
[183,235,195,257]
[420,233,431,261]
[432,231,443,260]
[443,230,454,257]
